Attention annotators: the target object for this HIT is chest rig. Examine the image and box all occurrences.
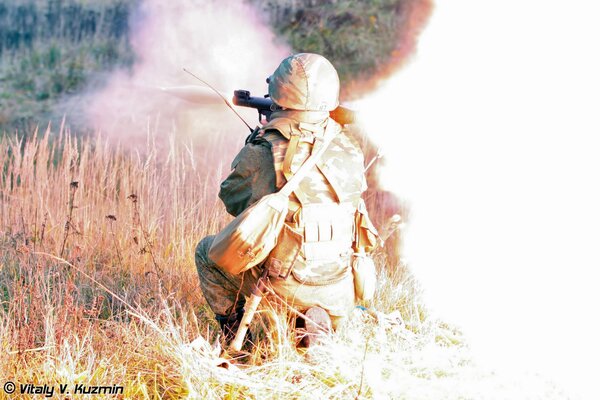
[256,115,366,285]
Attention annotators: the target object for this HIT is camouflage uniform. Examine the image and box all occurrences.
[195,53,374,331]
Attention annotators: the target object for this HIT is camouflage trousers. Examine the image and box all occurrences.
[195,235,356,329]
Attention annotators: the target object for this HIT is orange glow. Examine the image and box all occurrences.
[342,0,434,101]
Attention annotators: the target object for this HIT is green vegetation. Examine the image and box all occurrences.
[249,0,421,86]
[0,0,135,133]
[0,0,429,133]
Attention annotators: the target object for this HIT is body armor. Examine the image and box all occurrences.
[256,112,367,285]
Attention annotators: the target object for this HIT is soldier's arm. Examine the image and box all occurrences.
[218,142,277,217]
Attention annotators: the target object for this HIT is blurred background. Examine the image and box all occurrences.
[0,0,429,134]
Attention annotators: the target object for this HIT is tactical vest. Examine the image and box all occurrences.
[256,116,367,285]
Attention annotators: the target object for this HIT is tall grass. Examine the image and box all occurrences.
[0,125,565,398]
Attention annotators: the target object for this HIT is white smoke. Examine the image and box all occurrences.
[86,0,289,140]
[357,1,600,399]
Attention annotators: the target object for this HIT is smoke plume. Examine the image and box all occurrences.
[85,0,289,141]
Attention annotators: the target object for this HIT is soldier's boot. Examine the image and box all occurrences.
[296,306,332,348]
[215,308,253,352]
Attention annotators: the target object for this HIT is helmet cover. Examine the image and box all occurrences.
[268,53,340,111]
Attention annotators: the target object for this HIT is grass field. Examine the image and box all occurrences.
[0,122,570,399]
[0,122,420,398]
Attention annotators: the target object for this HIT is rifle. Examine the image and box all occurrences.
[233,90,356,126]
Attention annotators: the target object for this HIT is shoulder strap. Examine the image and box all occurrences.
[278,119,338,198]
[282,134,300,180]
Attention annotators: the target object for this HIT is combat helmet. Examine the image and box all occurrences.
[268,53,340,112]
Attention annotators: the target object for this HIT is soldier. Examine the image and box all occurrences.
[195,53,378,348]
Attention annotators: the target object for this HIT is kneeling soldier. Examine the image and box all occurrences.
[195,53,378,349]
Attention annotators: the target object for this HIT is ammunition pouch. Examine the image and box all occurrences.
[354,199,379,252]
[352,199,380,300]
[265,202,355,286]
[265,223,303,279]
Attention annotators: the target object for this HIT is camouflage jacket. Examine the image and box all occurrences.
[218,139,277,217]
[219,112,375,286]
[219,115,366,217]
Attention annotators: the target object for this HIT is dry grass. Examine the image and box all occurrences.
[0,123,564,399]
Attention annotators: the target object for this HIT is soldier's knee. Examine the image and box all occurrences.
[195,235,215,270]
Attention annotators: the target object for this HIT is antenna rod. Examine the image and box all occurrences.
[182,68,253,132]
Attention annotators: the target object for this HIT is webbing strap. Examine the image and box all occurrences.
[278,120,338,198]
[282,134,300,180]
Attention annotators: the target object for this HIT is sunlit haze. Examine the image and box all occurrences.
[357,1,600,398]
[86,0,288,139]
